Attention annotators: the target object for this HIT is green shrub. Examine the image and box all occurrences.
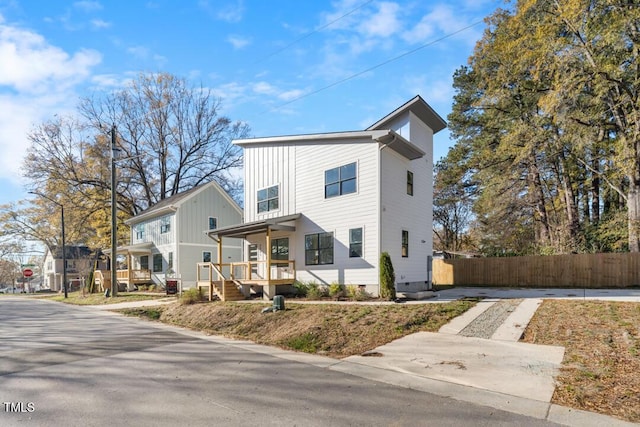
[148,284,156,292]
[346,285,371,301]
[328,282,344,299]
[180,287,203,305]
[379,252,396,300]
[293,280,309,297]
[306,282,327,300]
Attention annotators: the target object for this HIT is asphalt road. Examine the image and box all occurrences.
[0,298,559,427]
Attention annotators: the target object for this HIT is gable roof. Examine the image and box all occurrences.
[45,245,95,260]
[367,95,447,134]
[125,181,241,225]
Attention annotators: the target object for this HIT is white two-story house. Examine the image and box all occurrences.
[207,96,446,298]
[97,181,243,291]
[43,245,102,292]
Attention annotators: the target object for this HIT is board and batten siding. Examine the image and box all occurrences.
[131,214,175,246]
[176,185,243,244]
[293,140,380,287]
[244,144,296,222]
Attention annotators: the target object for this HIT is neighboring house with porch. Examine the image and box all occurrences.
[206,95,446,299]
[95,181,243,291]
[43,245,101,292]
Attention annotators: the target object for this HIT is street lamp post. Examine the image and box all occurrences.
[29,192,67,298]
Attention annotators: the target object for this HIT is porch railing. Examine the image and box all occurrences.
[229,260,296,282]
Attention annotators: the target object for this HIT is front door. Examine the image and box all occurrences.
[248,244,260,278]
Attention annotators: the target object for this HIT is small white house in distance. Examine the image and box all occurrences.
[43,245,100,292]
[97,181,243,291]
[208,96,446,298]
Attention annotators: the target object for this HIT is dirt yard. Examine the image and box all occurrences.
[522,300,640,423]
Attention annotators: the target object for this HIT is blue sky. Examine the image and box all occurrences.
[0,0,502,206]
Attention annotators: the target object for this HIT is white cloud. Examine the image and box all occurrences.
[0,21,101,181]
[198,0,245,23]
[91,19,110,29]
[403,74,454,105]
[278,89,304,101]
[252,81,276,95]
[227,35,250,49]
[403,4,481,46]
[73,1,103,13]
[0,24,101,93]
[357,2,401,38]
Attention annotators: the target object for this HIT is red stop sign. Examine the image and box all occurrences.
[23,269,33,277]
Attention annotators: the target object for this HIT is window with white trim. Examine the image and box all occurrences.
[135,224,145,240]
[208,217,217,230]
[407,171,414,196]
[153,254,163,272]
[402,230,409,257]
[349,228,363,258]
[160,216,171,234]
[258,185,279,213]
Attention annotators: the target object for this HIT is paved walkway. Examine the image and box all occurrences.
[82,287,640,426]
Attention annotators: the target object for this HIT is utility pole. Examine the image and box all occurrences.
[110,124,118,297]
[61,204,67,298]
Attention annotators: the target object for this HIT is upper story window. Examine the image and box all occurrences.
[209,217,218,230]
[135,224,145,240]
[258,185,279,213]
[407,171,414,196]
[160,216,171,234]
[325,162,356,198]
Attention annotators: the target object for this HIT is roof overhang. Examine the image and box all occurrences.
[103,242,153,256]
[207,214,301,240]
[233,130,423,160]
[125,206,178,225]
[367,95,447,134]
[377,130,425,160]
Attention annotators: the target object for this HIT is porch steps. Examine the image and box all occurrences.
[197,280,245,302]
[217,280,245,301]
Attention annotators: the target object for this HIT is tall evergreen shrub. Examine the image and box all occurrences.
[379,252,396,300]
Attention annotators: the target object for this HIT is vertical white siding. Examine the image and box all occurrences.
[127,183,243,289]
[244,144,296,222]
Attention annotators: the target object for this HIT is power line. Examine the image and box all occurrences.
[261,19,485,114]
[254,0,375,64]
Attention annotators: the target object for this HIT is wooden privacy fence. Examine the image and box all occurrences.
[433,253,640,288]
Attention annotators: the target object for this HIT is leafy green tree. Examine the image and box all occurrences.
[444,0,636,254]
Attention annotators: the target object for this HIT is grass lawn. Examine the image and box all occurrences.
[35,290,172,305]
[120,300,475,358]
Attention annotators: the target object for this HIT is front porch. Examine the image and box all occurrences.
[204,214,300,301]
[95,242,154,291]
[195,260,296,301]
